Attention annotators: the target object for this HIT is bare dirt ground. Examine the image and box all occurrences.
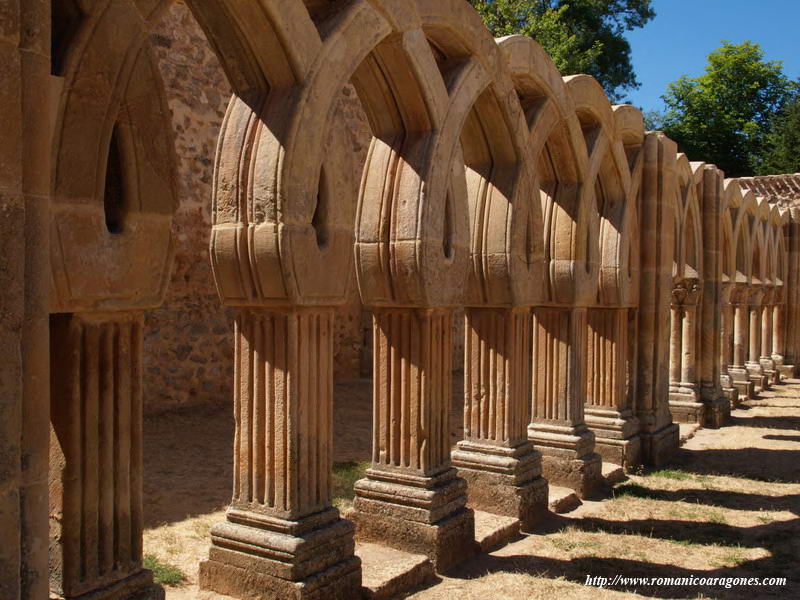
[143,378,800,599]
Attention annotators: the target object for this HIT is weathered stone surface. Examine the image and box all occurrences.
[2,2,799,599]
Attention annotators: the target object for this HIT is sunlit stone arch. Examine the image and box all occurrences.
[673,156,704,286]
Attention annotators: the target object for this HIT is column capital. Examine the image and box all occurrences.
[671,279,700,306]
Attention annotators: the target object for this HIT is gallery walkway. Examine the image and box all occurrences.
[141,377,799,599]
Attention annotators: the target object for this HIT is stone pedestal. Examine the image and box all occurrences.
[772,303,791,380]
[529,308,602,498]
[747,295,768,392]
[730,298,753,399]
[49,313,164,600]
[452,308,548,531]
[699,384,730,428]
[638,423,680,467]
[668,285,703,423]
[352,309,475,572]
[584,308,641,470]
[199,309,361,600]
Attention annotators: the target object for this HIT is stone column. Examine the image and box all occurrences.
[200,308,360,599]
[529,307,601,498]
[669,302,683,386]
[697,166,728,427]
[351,308,475,571]
[585,308,641,470]
[669,282,703,423]
[773,299,794,378]
[635,133,679,467]
[681,301,697,384]
[746,289,768,391]
[729,287,754,398]
[0,1,52,597]
[49,313,162,600]
[452,308,547,531]
[719,285,739,407]
[785,209,800,374]
[760,289,777,384]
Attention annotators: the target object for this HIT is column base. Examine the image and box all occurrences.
[591,436,641,472]
[199,508,361,600]
[703,397,730,428]
[765,369,779,385]
[731,378,754,400]
[199,555,361,600]
[584,408,641,470]
[723,386,740,409]
[351,467,476,572]
[53,571,164,600]
[749,375,768,393]
[452,441,548,531]
[639,423,679,468]
[778,364,795,379]
[538,451,602,499]
[528,424,603,498]
[669,395,705,424]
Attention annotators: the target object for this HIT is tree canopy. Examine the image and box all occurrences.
[468,0,655,101]
[759,95,800,175]
[659,41,799,177]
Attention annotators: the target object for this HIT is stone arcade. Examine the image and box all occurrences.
[1,1,799,599]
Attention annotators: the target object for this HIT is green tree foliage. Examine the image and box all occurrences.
[660,41,798,177]
[759,95,800,175]
[468,0,655,101]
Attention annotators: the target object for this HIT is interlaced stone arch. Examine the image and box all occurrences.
[667,156,705,422]
[5,1,800,597]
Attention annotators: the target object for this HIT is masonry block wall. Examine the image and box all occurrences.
[2,1,800,598]
[142,1,373,413]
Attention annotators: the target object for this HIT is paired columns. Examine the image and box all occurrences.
[528,307,602,498]
[772,298,795,378]
[49,313,161,600]
[719,284,740,407]
[584,308,641,470]
[199,308,361,599]
[668,281,703,422]
[759,289,779,384]
[746,289,769,392]
[728,286,754,398]
[452,308,548,531]
[351,308,475,571]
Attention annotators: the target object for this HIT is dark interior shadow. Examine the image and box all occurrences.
[763,434,800,443]
[611,483,800,514]
[667,447,800,483]
[144,374,467,527]
[438,510,798,598]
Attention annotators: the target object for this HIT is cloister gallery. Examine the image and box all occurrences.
[1,1,800,599]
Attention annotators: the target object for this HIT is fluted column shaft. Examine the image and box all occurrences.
[230,309,333,517]
[721,302,734,371]
[461,308,530,448]
[49,312,158,599]
[352,308,474,571]
[584,308,641,469]
[749,303,762,365]
[761,303,773,361]
[733,303,749,368]
[681,302,697,384]
[452,308,547,529]
[200,308,360,598]
[669,304,683,383]
[529,307,601,498]
[773,303,785,360]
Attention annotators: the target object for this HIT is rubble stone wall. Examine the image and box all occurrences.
[143,1,374,413]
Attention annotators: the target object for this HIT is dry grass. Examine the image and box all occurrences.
[142,381,800,599]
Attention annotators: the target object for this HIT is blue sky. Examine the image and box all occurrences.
[625,0,800,112]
